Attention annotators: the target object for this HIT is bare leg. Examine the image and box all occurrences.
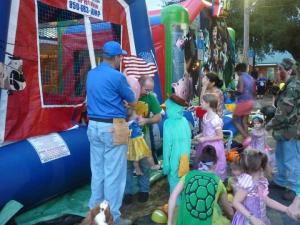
[147,157,161,170]
[233,115,248,138]
[242,115,249,137]
[133,161,143,176]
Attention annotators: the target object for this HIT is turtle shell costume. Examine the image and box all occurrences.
[177,170,226,225]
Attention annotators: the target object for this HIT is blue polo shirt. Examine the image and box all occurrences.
[86,62,135,119]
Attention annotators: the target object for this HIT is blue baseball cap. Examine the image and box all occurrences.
[101,41,127,58]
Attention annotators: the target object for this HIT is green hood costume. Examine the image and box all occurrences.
[163,98,191,192]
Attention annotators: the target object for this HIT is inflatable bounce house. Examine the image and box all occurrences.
[147,0,236,136]
[148,0,235,99]
[0,0,161,212]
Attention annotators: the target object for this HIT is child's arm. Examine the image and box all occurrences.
[168,181,184,225]
[287,196,300,220]
[237,76,244,94]
[219,192,234,220]
[265,196,288,213]
[233,189,265,225]
[193,133,203,144]
[198,127,223,143]
[200,78,208,103]
[194,133,203,139]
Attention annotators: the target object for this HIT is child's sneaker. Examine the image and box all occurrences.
[133,170,137,177]
[151,162,162,171]
[133,169,143,176]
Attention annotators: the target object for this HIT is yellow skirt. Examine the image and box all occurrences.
[128,136,151,161]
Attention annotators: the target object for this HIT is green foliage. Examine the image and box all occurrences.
[227,0,300,60]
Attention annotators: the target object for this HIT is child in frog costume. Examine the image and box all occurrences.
[163,94,191,193]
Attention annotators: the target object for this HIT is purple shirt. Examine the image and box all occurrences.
[238,72,254,101]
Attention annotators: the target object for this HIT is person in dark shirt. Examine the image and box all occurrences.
[256,74,267,99]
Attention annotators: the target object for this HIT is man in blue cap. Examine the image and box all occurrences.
[86,41,135,225]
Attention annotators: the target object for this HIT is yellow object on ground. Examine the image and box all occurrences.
[151,209,167,224]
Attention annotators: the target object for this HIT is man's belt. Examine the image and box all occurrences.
[89,118,113,123]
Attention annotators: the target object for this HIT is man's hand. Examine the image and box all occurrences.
[124,100,137,109]
[138,117,149,126]
[123,100,130,108]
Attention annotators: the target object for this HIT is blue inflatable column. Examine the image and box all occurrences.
[0,127,91,209]
[0,0,12,143]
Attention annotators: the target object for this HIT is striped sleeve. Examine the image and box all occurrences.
[236,173,253,190]
[211,115,223,130]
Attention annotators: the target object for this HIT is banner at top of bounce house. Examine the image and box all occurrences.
[0,0,161,143]
[67,0,103,20]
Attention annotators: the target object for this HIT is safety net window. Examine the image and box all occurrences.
[37,1,121,106]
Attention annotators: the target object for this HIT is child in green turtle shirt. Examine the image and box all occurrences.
[167,145,233,225]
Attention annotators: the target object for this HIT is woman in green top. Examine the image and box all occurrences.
[167,145,233,225]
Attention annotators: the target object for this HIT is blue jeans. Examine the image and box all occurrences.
[87,121,127,222]
[274,140,300,192]
[125,158,150,194]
